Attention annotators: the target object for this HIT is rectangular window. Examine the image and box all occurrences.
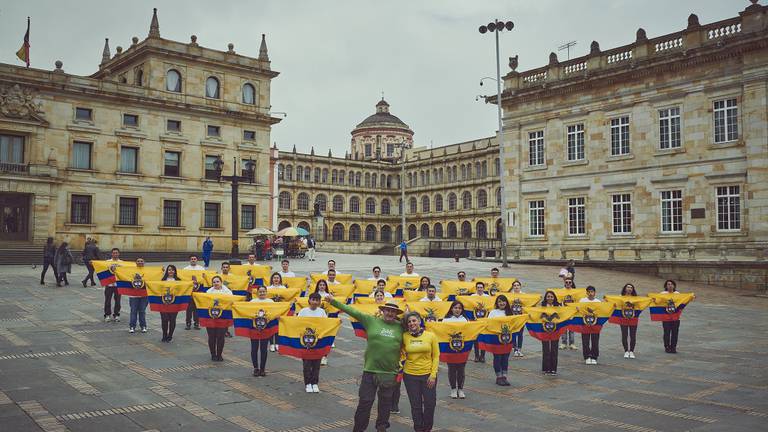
[610,116,630,156]
[660,190,683,233]
[713,98,738,143]
[204,202,220,228]
[387,143,394,157]
[716,185,740,231]
[0,134,24,163]
[119,147,138,173]
[365,143,372,157]
[70,195,92,224]
[528,200,545,237]
[566,124,585,161]
[164,151,180,177]
[167,119,181,133]
[567,197,586,236]
[204,155,219,180]
[659,107,681,149]
[528,130,544,166]
[241,205,255,230]
[118,197,139,225]
[123,113,139,127]
[207,125,221,137]
[243,130,256,141]
[611,193,632,234]
[163,200,181,227]
[75,107,93,121]
[71,141,92,169]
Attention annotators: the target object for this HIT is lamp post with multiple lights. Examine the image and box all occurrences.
[214,156,256,258]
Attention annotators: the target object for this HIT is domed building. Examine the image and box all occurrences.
[350,99,413,162]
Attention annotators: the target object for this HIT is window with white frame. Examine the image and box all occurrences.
[278,192,291,210]
[610,116,630,156]
[611,193,632,234]
[120,147,138,173]
[529,200,545,237]
[567,197,586,236]
[72,141,92,169]
[716,185,740,231]
[713,98,738,143]
[566,124,585,161]
[660,190,683,233]
[528,130,544,166]
[659,107,681,149]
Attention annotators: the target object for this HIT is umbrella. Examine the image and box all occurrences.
[246,227,274,236]
[276,227,301,236]
[295,227,310,236]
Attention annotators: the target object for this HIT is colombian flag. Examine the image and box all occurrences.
[294,297,347,317]
[265,287,301,304]
[193,293,246,328]
[472,277,517,294]
[92,260,135,286]
[525,306,577,341]
[455,295,497,320]
[229,264,271,288]
[310,273,353,285]
[648,293,695,321]
[547,288,588,306]
[146,281,194,313]
[605,296,652,326]
[282,276,309,291]
[345,304,383,338]
[114,266,163,296]
[204,273,250,297]
[232,302,292,339]
[405,301,452,323]
[569,302,615,334]
[278,316,342,360]
[439,280,476,300]
[353,279,398,298]
[477,315,527,353]
[426,321,486,363]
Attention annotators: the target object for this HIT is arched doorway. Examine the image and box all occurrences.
[297,221,310,232]
[278,220,291,230]
[332,223,344,241]
[447,222,457,238]
[434,223,443,238]
[477,220,487,239]
[420,223,429,238]
[408,224,417,240]
[461,221,472,239]
[381,225,392,243]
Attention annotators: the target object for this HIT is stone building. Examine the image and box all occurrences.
[0,9,280,253]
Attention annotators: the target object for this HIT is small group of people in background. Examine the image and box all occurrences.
[40,237,75,287]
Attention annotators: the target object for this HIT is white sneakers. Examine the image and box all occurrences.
[512,349,524,357]
[306,384,320,393]
[320,357,328,366]
[585,358,598,365]
[457,389,466,399]
[450,389,458,399]
[305,384,312,393]
[569,344,578,350]
[628,351,635,359]
[269,344,277,352]
[592,358,598,365]
[559,343,567,349]
[141,327,147,333]
[129,327,135,333]
[104,316,111,323]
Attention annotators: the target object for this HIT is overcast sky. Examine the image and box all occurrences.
[0,0,739,155]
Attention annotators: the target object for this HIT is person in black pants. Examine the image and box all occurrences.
[661,279,681,353]
[40,237,58,285]
[540,290,560,375]
[619,283,639,359]
[160,265,181,342]
[185,276,201,330]
[207,328,226,361]
[250,286,273,377]
[103,248,123,321]
[81,238,100,287]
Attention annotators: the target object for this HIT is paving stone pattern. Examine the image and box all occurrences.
[0,252,766,431]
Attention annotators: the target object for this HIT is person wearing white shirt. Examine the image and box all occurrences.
[183,255,206,271]
[267,273,286,290]
[579,286,602,364]
[661,279,681,354]
[205,276,232,362]
[510,280,525,357]
[127,257,149,334]
[369,279,393,298]
[325,269,341,285]
[103,248,124,323]
[471,281,489,362]
[245,254,258,266]
[298,293,327,392]
[278,259,296,278]
[443,300,469,399]
[184,254,205,330]
[321,259,336,275]
[472,282,490,297]
[159,264,181,343]
[399,262,419,277]
[248,286,273,377]
[419,286,441,302]
[487,295,512,386]
[367,266,383,281]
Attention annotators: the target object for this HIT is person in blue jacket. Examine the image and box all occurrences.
[202,236,213,268]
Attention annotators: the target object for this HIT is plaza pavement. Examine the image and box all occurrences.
[0,252,766,432]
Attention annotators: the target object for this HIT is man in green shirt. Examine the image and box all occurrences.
[327,294,404,432]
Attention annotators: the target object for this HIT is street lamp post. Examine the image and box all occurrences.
[395,141,411,242]
[216,156,256,258]
[479,19,513,268]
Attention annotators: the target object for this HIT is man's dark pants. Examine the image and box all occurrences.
[353,372,396,432]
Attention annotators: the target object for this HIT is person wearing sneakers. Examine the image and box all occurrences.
[127,257,149,334]
[401,311,439,432]
[249,285,273,377]
[510,280,525,357]
[183,255,204,330]
[298,292,327,393]
[661,279,681,354]
[443,301,468,399]
[579,286,602,365]
[620,283,639,359]
[327,294,404,432]
[559,277,578,351]
[205,276,232,362]
[488,295,513,386]
[471,282,488,363]
[540,290,561,376]
[160,265,181,343]
[103,248,123,323]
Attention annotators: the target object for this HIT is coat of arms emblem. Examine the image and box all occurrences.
[511,298,523,315]
[301,327,318,348]
[425,308,437,322]
[132,273,145,290]
[254,309,267,331]
[475,303,487,318]
[499,324,512,344]
[542,312,559,333]
[209,299,222,319]
[449,332,464,352]
[622,301,635,319]
[563,294,574,304]
[161,287,174,305]
[583,307,597,326]
[665,299,676,314]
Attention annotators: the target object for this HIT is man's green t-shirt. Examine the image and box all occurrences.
[331,299,403,376]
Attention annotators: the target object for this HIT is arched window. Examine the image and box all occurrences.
[381,199,391,215]
[365,198,376,214]
[339,170,345,184]
[407,173,413,187]
[332,195,344,212]
[461,221,472,238]
[420,171,425,186]
[381,225,392,242]
[285,165,293,181]
[278,220,291,230]
[461,165,467,180]
[166,69,182,92]
[349,224,361,241]
[278,163,284,180]
[322,168,328,183]
[303,166,311,182]
[434,223,443,238]
[380,174,386,188]
[278,192,291,209]
[332,223,344,241]
[297,192,310,210]
[462,191,472,210]
[371,174,377,188]
[298,221,311,232]
[477,220,488,239]
[355,172,361,186]
[365,173,371,187]
[387,175,393,188]
[435,194,443,212]
[447,222,457,238]
[205,76,220,99]
[242,83,256,104]
[408,224,417,240]
[420,223,430,238]
[314,168,321,183]
[496,188,501,206]
[396,225,403,243]
[365,224,377,241]
[331,169,338,184]
[398,199,403,215]
[478,190,488,208]
[421,196,430,212]
[452,166,458,182]
[315,194,327,212]
[481,161,488,177]
[409,197,417,214]
[350,196,360,213]
[448,193,457,211]
[296,166,304,182]
[475,162,481,178]
[135,69,143,87]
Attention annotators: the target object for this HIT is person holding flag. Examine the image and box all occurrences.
[573,286,613,365]
[526,290,577,376]
[297,292,328,393]
[401,311,440,432]
[441,301,470,399]
[605,283,651,359]
[103,248,124,322]
[159,265,181,342]
[327,293,404,432]
[248,285,274,376]
[202,276,233,361]
[649,280,695,354]
[486,295,514,386]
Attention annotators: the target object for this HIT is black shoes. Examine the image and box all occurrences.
[185,324,191,330]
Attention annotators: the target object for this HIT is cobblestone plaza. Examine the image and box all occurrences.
[0,254,766,432]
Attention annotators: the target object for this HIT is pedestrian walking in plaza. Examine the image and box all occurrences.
[40,237,58,285]
[127,257,149,334]
[399,240,409,263]
[307,236,316,261]
[53,241,74,287]
[401,311,439,432]
[202,236,213,268]
[328,294,404,432]
[160,265,180,342]
[103,248,124,322]
[81,238,100,287]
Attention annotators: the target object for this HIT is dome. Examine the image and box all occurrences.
[354,99,411,130]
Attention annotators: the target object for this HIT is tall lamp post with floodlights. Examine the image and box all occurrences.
[479,19,513,268]
[215,156,256,258]
[394,140,411,243]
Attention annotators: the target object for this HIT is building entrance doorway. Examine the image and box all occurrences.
[0,193,30,241]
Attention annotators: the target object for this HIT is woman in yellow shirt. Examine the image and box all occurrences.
[401,311,440,432]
